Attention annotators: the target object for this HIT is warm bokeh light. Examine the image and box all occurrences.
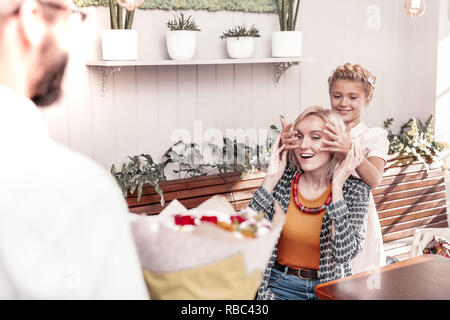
[404,0,425,19]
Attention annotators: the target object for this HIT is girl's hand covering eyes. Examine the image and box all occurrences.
[279,116,300,151]
[332,143,364,187]
[321,123,355,159]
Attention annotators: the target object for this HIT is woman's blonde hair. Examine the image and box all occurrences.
[288,106,346,178]
[328,63,376,101]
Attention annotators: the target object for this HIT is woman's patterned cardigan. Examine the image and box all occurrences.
[248,165,371,300]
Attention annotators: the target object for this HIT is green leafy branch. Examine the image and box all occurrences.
[383,115,450,173]
[111,154,168,205]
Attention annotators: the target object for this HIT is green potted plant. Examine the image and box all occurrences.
[383,115,450,172]
[272,0,302,57]
[166,13,201,60]
[101,0,144,60]
[220,24,261,59]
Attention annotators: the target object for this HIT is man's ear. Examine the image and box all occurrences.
[17,0,46,48]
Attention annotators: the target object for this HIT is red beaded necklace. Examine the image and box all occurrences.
[292,172,332,213]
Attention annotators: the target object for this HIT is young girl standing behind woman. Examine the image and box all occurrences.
[324,63,389,273]
[282,63,389,273]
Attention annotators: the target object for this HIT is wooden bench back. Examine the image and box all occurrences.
[373,155,448,260]
[373,156,448,242]
[126,171,265,215]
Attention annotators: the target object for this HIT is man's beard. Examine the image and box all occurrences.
[31,34,69,107]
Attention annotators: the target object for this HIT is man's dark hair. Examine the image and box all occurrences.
[31,33,69,106]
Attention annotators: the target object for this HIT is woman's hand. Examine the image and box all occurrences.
[280,116,300,151]
[321,123,354,160]
[261,135,288,193]
[332,143,364,197]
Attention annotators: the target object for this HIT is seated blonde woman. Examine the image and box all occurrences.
[248,106,371,300]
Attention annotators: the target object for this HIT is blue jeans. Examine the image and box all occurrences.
[268,267,321,300]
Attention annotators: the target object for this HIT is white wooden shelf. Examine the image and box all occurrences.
[85,57,306,96]
[85,57,304,67]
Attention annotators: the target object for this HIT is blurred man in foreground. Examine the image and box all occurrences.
[0,0,148,299]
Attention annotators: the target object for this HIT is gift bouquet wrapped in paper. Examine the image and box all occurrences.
[130,195,285,300]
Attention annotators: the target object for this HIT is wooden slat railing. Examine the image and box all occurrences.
[373,155,448,260]
[126,171,266,215]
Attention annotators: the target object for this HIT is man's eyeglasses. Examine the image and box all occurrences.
[38,0,87,22]
[12,0,87,22]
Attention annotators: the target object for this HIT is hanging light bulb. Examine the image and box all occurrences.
[404,0,425,19]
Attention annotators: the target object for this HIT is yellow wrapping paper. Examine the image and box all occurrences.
[143,253,262,300]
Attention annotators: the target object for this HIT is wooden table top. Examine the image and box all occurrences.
[315,255,450,300]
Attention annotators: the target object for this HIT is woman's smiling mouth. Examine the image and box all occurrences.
[300,153,315,159]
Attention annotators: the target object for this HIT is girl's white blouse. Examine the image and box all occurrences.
[350,121,390,273]
[351,121,389,163]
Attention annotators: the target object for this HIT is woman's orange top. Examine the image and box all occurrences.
[276,180,332,270]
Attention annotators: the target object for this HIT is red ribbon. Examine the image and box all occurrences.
[200,216,218,224]
[174,214,196,226]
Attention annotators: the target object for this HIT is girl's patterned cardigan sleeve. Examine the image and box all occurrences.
[248,166,371,300]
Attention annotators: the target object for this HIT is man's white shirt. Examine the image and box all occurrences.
[0,85,149,299]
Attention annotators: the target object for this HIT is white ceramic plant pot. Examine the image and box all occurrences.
[226,37,255,59]
[166,30,198,60]
[271,31,302,57]
[101,29,138,61]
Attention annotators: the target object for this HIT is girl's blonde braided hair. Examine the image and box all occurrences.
[328,63,376,101]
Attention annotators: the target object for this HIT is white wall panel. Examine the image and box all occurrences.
[197,65,218,130]
[177,65,198,133]
[251,64,271,130]
[215,65,235,132]
[114,67,138,168]
[135,67,159,156]
[234,64,253,130]
[155,66,179,161]
[89,66,116,169]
